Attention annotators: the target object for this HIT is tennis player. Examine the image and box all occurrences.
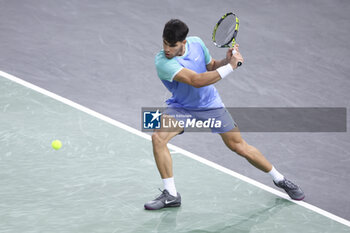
[144,19,304,210]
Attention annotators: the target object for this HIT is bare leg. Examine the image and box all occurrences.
[144,115,184,209]
[152,115,184,178]
[220,127,272,172]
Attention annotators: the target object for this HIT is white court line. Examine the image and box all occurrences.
[1,70,349,228]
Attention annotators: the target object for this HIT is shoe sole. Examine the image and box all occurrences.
[144,203,181,210]
[291,195,305,201]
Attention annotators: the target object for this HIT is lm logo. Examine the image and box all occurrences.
[143,109,162,129]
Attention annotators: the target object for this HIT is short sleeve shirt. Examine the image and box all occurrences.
[155,36,224,109]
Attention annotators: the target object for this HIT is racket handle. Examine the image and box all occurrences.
[232,49,242,67]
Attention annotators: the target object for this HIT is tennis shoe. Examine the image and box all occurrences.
[274,178,305,200]
[144,189,181,210]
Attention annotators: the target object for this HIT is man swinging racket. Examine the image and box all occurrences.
[144,19,304,210]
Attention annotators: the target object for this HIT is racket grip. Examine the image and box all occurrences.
[232,49,242,67]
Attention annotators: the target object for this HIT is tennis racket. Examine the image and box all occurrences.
[212,12,242,67]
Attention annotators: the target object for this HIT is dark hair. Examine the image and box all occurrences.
[162,19,189,45]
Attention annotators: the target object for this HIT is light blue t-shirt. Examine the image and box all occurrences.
[155,36,224,109]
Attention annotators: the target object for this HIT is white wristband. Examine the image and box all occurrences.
[217,64,234,79]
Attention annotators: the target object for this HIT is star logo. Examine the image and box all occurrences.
[150,109,162,122]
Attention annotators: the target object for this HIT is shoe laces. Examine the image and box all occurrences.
[283,180,298,189]
[154,188,168,200]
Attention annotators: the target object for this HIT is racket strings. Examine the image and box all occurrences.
[214,15,237,46]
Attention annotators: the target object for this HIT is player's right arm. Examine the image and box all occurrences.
[173,50,243,88]
[173,68,223,88]
[155,47,243,88]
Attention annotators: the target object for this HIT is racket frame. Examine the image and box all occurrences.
[212,12,240,48]
[212,12,242,66]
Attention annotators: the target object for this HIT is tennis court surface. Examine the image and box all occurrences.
[1,73,349,233]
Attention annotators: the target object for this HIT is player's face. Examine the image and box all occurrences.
[163,39,186,59]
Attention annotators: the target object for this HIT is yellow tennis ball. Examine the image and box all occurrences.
[52,140,62,150]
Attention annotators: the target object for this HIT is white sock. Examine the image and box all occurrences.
[162,177,177,197]
[268,166,284,182]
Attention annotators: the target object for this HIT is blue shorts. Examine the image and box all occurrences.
[163,107,237,133]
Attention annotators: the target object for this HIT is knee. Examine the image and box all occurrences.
[152,132,168,147]
[230,141,249,158]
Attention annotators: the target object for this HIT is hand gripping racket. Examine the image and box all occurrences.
[212,12,242,67]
